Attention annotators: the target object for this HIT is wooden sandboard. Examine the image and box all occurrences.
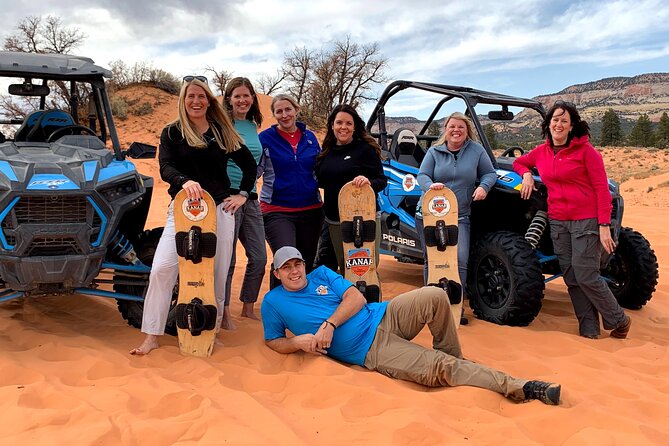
[422,187,462,327]
[338,182,381,302]
[174,189,218,357]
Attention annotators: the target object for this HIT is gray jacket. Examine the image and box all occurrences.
[417,139,496,217]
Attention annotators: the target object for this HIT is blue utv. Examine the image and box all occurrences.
[366,80,659,326]
[0,51,175,332]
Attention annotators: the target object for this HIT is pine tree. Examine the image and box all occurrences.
[600,108,623,146]
[627,114,655,147]
[656,112,669,148]
[483,124,499,150]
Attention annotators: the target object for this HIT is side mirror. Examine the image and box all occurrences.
[125,141,156,159]
[488,110,514,120]
[8,83,50,97]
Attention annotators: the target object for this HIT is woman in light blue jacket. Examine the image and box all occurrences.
[417,112,496,293]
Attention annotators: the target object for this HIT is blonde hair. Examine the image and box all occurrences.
[270,93,300,114]
[174,78,242,152]
[434,112,480,146]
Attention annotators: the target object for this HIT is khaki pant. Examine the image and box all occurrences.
[363,287,527,400]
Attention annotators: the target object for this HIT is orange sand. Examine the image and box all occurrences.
[1,88,668,444]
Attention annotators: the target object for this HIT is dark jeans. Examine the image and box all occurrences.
[314,221,339,272]
[263,207,324,289]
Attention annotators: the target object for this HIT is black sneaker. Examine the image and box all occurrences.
[523,380,561,405]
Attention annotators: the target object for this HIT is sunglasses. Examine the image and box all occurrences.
[182,75,208,84]
[554,100,575,108]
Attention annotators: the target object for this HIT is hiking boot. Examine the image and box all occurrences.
[610,315,631,339]
[523,380,561,405]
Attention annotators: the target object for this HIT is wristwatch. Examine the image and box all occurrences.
[599,223,611,227]
[238,190,249,199]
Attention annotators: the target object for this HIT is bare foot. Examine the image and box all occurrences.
[241,302,260,320]
[221,305,236,330]
[130,334,160,355]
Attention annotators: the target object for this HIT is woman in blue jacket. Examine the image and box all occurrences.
[258,94,323,287]
[417,112,497,294]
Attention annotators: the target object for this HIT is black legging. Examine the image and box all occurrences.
[263,207,324,288]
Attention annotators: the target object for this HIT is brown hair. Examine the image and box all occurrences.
[224,77,263,127]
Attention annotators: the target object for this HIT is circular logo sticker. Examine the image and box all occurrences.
[428,196,451,217]
[345,248,373,277]
[182,197,208,222]
[402,174,416,192]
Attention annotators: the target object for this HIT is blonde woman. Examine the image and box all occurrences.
[130,76,256,355]
[257,94,323,288]
[416,112,496,296]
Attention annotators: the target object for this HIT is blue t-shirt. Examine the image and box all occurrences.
[228,119,262,193]
[261,266,388,366]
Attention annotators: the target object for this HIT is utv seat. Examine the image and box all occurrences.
[390,128,425,168]
[14,109,76,142]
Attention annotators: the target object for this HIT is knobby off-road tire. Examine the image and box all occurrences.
[115,228,179,335]
[603,227,658,310]
[467,231,544,326]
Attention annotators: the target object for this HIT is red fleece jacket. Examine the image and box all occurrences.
[513,136,612,224]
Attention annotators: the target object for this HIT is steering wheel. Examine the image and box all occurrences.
[47,125,97,142]
[500,146,525,157]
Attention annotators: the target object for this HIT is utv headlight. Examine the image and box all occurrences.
[98,178,139,202]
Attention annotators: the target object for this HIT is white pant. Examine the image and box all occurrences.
[141,201,235,335]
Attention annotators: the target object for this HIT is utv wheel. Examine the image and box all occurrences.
[602,227,658,310]
[115,228,179,335]
[468,231,544,326]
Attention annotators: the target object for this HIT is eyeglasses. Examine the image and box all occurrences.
[182,75,208,84]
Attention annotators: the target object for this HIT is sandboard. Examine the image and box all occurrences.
[338,182,381,303]
[173,189,218,357]
[422,187,462,328]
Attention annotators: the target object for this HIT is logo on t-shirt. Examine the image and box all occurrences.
[315,285,329,295]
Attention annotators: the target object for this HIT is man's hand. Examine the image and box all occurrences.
[313,321,335,351]
[266,334,327,355]
[294,334,328,355]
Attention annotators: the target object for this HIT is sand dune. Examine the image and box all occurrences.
[1,198,667,444]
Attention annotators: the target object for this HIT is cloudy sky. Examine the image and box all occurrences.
[3,0,669,118]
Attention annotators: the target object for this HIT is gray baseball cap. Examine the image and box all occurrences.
[273,246,304,269]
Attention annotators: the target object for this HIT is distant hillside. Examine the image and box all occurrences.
[383,73,669,147]
[534,73,669,122]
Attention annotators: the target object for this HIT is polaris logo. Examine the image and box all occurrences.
[383,233,416,247]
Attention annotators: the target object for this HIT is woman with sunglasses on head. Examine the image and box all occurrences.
[513,100,630,340]
[221,77,267,327]
[257,94,323,288]
[130,75,256,355]
[314,104,387,275]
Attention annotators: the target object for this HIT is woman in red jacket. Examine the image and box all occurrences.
[513,101,630,340]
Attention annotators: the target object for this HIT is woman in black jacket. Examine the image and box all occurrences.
[314,104,387,274]
[130,75,256,355]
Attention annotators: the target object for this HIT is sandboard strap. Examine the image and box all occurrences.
[175,298,217,336]
[427,279,462,305]
[175,227,217,263]
[423,223,458,251]
[341,217,376,248]
[355,281,380,303]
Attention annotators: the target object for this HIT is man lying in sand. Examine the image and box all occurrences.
[261,246,561,405]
